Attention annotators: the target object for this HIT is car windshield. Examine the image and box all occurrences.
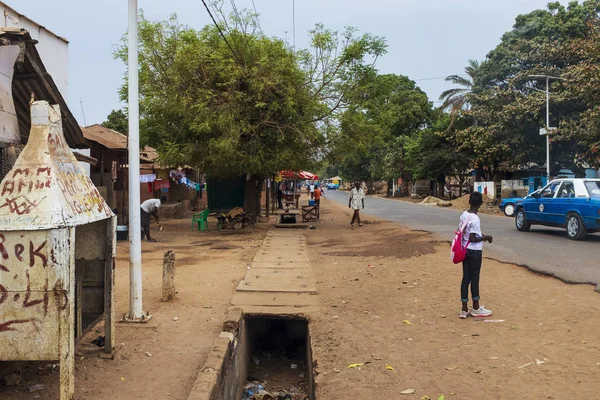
[585,181,600,198]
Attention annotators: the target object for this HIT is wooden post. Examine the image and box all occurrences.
[161,250,176,302]
[104,217,116,354]
[60,228,76,400]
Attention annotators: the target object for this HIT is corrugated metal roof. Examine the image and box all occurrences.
[0,101,112,230]
[82,124,128,150]
[3,28,88,148]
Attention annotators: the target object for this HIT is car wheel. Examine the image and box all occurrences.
[504,203,515,217]
[515,209,531,232]
[566,213,587,240]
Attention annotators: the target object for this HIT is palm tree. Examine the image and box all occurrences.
[439,59,482,123]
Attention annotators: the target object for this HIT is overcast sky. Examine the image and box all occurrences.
[15,0,564,126]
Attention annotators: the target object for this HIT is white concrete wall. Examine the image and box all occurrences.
[0,2,69,98]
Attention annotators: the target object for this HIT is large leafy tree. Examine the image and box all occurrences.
[456,0,600,177]
[115,11,385,221]
[406,113,475,196]
[333,73,431,189]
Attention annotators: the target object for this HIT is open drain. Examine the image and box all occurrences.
[242,316,313,399]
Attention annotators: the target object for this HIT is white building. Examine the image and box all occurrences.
[0,2,69,98]
[0,2,91,174]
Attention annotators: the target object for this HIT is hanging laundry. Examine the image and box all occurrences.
[154,179,170,191]
[169,170,185,181]
[140,174,156,183]
[147,182,153,193]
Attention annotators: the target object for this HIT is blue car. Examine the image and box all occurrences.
[499,197,522,217]
[515,179,600,240]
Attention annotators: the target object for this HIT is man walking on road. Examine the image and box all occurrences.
[141,196,166,242]
[348,181,365,227]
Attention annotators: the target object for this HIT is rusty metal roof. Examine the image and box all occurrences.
[0,101,113,230]
[82,124,128,150]
[3,28,88,148]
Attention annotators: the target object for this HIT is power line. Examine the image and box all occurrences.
[201,0,243,64]
[414,74,468,82]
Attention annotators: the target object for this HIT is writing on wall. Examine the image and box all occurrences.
[0,229,70,360]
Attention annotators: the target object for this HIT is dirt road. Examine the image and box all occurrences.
[1,217,267,400]
[306,198,600,400]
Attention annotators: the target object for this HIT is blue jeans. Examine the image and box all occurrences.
[461,250,482,302]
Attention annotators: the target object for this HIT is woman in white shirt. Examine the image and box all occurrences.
[458,192,494,319]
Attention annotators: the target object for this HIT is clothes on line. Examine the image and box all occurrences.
[154,179,170,191]
[140,174,156,183]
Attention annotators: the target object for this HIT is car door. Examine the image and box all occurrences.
[551,181,575,226]
[530,181,561,223]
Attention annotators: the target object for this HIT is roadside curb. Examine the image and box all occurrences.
[186,307,243,400]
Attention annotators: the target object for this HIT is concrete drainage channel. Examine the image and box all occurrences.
[188,309,315,400]
[188,231,318,400]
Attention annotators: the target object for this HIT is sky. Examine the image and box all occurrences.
[14,0,567,126]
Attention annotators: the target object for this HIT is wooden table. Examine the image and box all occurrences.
[301,205,319,222]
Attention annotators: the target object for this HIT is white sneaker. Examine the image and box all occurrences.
[470,306,492,318]
[459,310,469,319]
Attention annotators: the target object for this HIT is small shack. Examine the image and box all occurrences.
[0,101,116,399]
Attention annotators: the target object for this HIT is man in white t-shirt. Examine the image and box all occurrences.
[309,182,315,199]
[141,196,166,242]
[348,181,365,227]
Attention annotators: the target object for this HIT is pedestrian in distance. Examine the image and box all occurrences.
[458,191,494,319]
[140,196,167,242]
[309,181,315,199]
[348,181,365,227]
[314,183,322,218]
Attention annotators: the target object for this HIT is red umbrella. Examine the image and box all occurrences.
[280,170,318,180]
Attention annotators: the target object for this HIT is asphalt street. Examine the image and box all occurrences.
[325,190,600,289]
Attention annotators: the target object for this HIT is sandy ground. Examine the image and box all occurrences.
[3,197,600,400]
[1,215,267,400]
[306,198,600,400]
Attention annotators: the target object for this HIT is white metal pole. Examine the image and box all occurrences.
[546,77,550,179]
[128,0,144,319]
[292,0,296,50]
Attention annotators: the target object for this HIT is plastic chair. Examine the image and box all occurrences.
[192,209,210,232]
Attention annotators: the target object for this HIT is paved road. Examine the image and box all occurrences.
[325,190,600,289]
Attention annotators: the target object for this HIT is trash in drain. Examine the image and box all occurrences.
[242,352,309,400]
[242,317,311,400]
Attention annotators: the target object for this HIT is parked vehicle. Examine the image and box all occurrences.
[515,179,600,240]
[499,198,521,217]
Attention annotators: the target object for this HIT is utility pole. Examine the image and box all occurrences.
[528,75,565,179]
[79,98,87,126]
[127,0,146,321]
[292,0,296,50]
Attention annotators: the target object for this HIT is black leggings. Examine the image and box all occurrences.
[461,250,482,302]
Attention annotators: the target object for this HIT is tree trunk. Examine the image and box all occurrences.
[437,173,446,199]
[255,176,264,220]
[265,179,270,217]
[243,174,260,224]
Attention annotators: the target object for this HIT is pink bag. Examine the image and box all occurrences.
[451,215,472,264]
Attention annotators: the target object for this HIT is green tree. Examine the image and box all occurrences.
[102,109,128,134]
[115,11,385,221]
[406,113,474,196]
[439,60,482,121]
[334,73,431,190]
[456,1,600,176]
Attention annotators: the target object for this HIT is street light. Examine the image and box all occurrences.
[127,0,146,321]
[527,75,566,178]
